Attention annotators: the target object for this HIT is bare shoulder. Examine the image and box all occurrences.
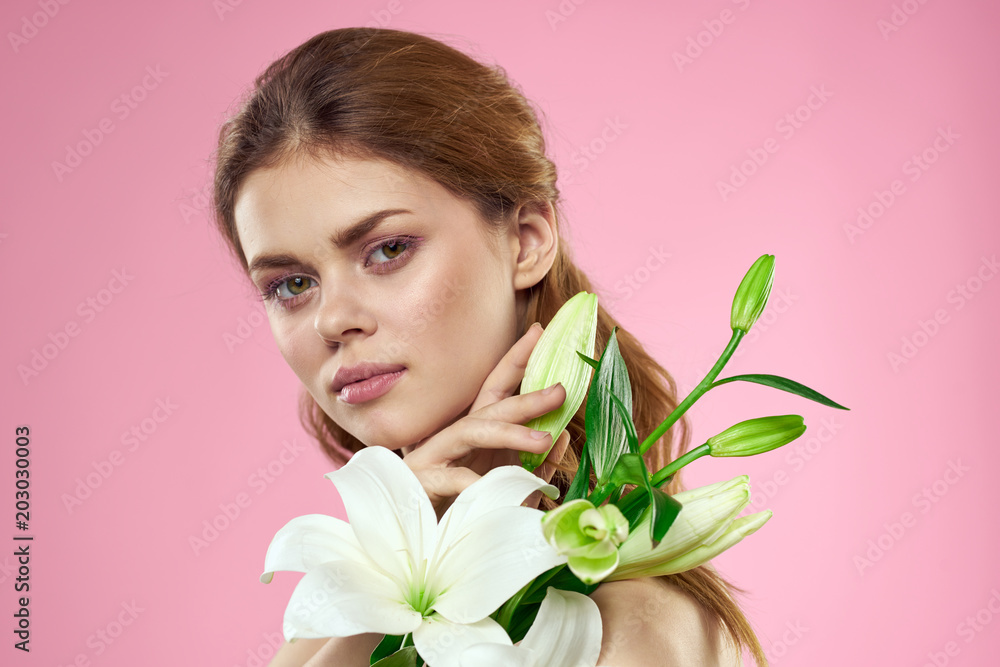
[267,633,383,666]
[589,578,742,666]
[267,637,328,666]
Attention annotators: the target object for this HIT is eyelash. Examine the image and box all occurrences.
[259,236,420,309]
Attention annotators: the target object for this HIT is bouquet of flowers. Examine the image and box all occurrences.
[259,255,848,666]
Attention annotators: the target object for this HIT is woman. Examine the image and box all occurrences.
[212,27,767,666]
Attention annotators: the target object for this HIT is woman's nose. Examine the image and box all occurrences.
[313,280,377,345]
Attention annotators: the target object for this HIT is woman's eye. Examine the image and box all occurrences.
[276,276,313,298]
[369,240,409,264]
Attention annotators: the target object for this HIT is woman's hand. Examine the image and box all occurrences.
[401,322,571,516]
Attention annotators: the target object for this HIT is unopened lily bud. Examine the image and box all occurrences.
[519,291,598,470]
[708,415,806,457]
[609,509,772,580]
[731,254,775,333]
[608,476,772,580]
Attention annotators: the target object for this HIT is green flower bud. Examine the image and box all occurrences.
[731,254,775,333]
[541,499,629,585]
[707,415,806,457]
[519,291,599,470]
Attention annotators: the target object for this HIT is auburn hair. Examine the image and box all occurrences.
[211,26,768,665]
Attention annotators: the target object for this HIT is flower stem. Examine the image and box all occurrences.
[650,443,710,486]
[587,483,613,506]
[639,329,744,456]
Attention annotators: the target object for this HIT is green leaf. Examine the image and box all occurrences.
[584,328,634,484]
[619,486,651,530]
[564,451,592,502]
[577,351,599,370]
[607,386,639,455]
[372,646,419,667]
[607,390,677,544]
[712,374,849,410]
[609,453,647,487]
[370,635,406,665]
[648,486,683,546]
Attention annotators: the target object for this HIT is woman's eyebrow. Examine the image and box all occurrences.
[247,208,413,276]
[327,208,413,248]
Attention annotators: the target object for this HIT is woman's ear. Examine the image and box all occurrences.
[508,200,558,290]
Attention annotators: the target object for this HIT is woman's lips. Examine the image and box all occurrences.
[337,369,406,404]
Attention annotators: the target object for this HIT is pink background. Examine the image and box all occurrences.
[3,0,999,664]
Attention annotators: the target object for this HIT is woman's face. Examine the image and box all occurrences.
[234,153,525,450]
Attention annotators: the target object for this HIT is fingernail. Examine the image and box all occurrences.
[542,382,561,395]
[531,429,550,439]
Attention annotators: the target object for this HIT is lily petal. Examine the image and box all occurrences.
[282,559,421,641]
[608,510,772,580]
[414,614,510,667]
[613,477,750,579]
[430,506,566,623]
[673,475,749,504]
[324,447,436,585]
[461,643,534,667]
[438,464,558,550]
[567,549,620,585]
[520,587,602,667]
[260,513,365,583]
[541,499,594,549]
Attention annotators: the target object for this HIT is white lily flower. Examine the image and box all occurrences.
[607,475,772,580]
[260,446,566,667]
[460,587,605,667]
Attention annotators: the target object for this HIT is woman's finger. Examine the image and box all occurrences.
[405,417,552,465]
[406,384,566,466]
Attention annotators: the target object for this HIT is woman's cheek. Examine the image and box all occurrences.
[273,319,315,379]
